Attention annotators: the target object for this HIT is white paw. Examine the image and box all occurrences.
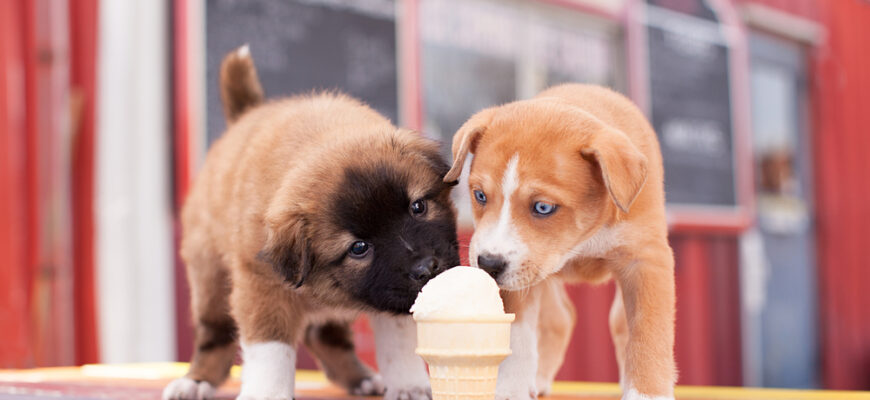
[495,368,537,400]
[162,377,216,400]
[239,341,296,400]
[535,373,553,397]
[384,385,432,400]
[622,387,674,400]
[495,378,537,400]
[536,383,552,397]
[351,375,385,396]
[495,387,536,400]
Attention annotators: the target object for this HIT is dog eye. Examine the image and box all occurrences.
[348,241,371,258]
[410,199,427,216]
[473,190,487,205]
[532,201,557,216]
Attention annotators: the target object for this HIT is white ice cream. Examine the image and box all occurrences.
[410,266,505,319]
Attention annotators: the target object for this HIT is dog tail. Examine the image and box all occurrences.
[219,44,264,123]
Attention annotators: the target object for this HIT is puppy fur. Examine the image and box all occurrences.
[164,47,458,400]
[445,84,676,400]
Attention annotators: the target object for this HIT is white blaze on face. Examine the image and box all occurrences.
[472,153,527,270]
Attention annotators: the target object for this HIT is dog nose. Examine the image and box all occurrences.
[410,257,438,282]
[477,254,507,279]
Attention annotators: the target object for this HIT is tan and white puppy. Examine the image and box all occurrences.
[163,47,459,400]
[444,84,676,400]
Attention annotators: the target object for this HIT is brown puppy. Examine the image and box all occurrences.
[444,84,676,400]
[163,46,459,400]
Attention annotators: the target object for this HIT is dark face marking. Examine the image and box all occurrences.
[327,163,460,313]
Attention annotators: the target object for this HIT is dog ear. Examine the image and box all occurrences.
[257,215,313,288]
[398,129,453,180]
[581,128,649,213]
[443,108,496,184]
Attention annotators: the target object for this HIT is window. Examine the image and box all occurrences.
[419,0,625,225]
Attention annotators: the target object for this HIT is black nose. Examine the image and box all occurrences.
[477,253,507,279]
[410,256,438,282]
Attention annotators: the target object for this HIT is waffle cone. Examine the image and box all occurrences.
[415,315,514,400]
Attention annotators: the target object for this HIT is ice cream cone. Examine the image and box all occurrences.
[415,314,515,400]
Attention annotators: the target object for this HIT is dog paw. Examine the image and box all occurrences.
[350,375,385,396]
[622,387,674,400]
[162,377,216,400]
[495,392,536,400]
[383,385,432,400]
[236,396,292,400]
[495,384,537,400]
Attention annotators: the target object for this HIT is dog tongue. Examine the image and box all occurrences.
[410,266,505,318]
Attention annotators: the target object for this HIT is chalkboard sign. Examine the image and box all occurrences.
[646,0,737,207]
[205,0,398,147]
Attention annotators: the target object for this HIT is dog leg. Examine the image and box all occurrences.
[166,318,236,400]
[304,320,384,396]
[164,255,236,400]
[232,272,306,400]
[238,341,297,400]
[609,284,629,387]
[369,312,431,400]
[496,287,542,400]
[535,281,575,396]
[614,250,676,400]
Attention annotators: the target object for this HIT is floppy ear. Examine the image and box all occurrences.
[581,128,649,213]
[257,215,313,288]
[398,129,453,181]
[443,108,496,183]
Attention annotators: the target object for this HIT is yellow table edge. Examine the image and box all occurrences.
[549,381,870,399]
[1,363,867,399]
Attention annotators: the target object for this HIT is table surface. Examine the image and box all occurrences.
[0,363,867,400]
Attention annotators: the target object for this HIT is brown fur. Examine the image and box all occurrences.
[447,84,676,398]
[219,46,263,123]
[176,48,456,396]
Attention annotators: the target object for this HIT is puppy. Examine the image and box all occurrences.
[444,84,676,400]
[163,46,459,400]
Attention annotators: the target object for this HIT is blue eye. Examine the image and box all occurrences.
[473,190,487,204]
[532,201,557,216]
[349,241,371,258]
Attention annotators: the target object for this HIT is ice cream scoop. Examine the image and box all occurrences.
[410,266,505,318]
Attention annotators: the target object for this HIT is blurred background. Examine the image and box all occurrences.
[1,0,868,392]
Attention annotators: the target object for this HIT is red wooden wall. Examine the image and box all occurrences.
[553,235,743,386]
[0,0,99,367]
[0,0,72,367]
[0,0,35,368]
[68,0,100,366]
[810,0,870,390]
